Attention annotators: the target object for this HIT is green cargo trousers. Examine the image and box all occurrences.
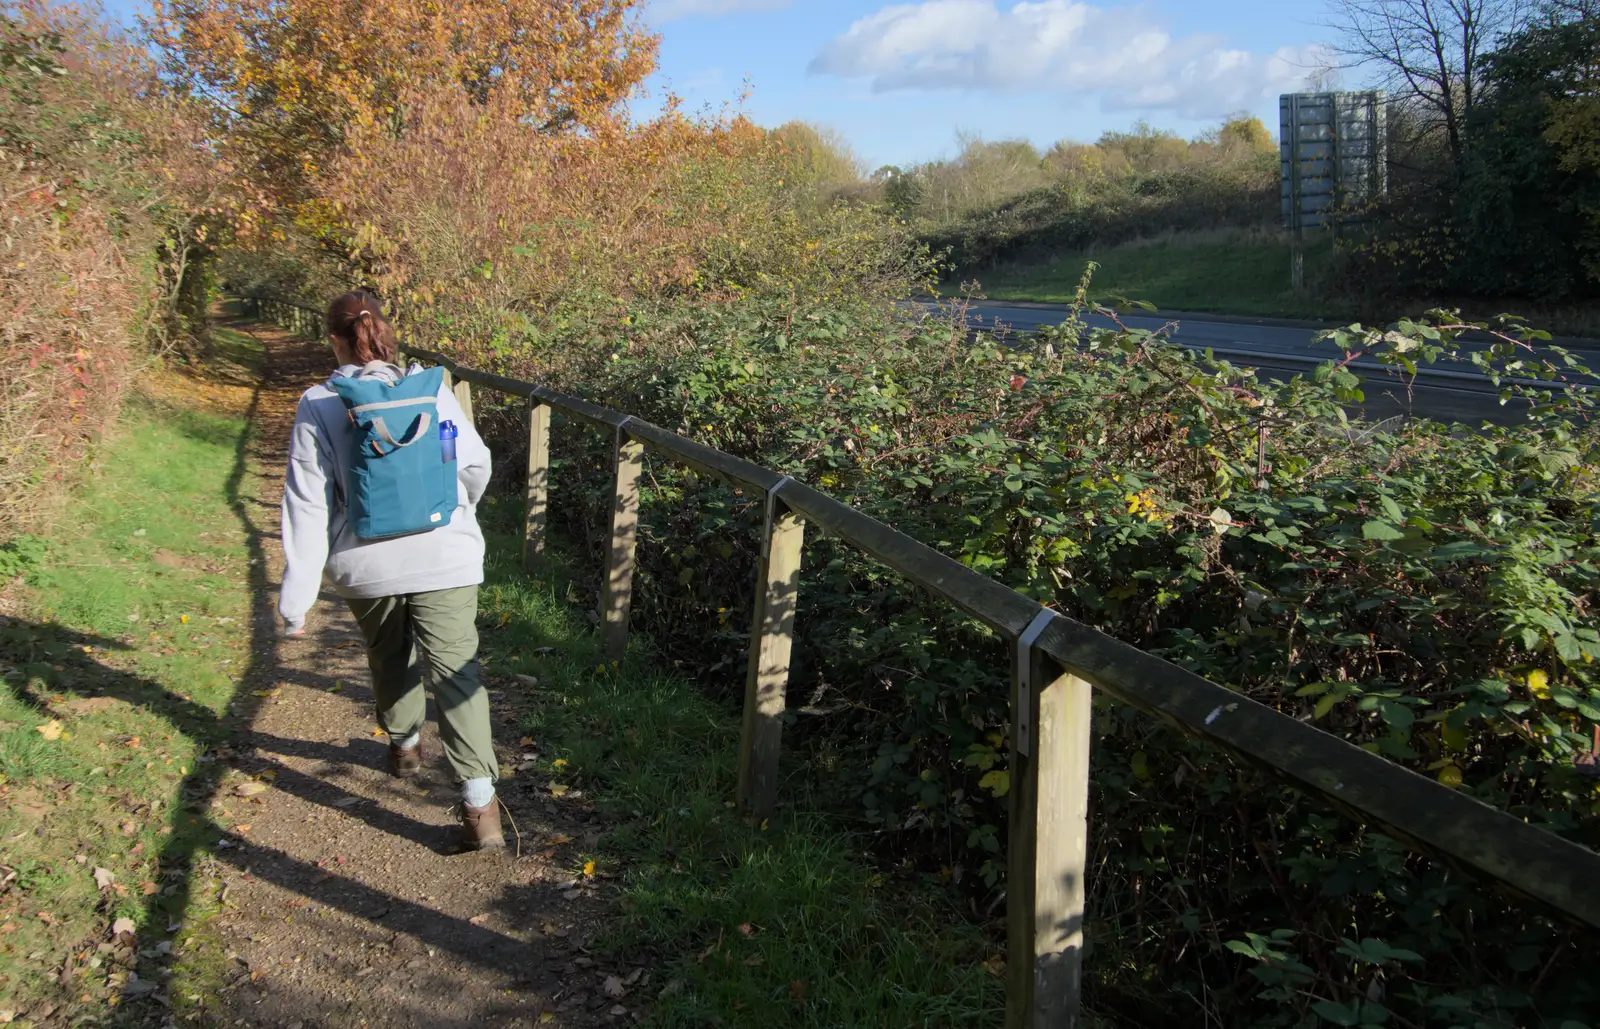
[345,585,498,785]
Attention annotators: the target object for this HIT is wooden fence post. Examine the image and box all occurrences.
[1007,610,1092,1029]
[737,479,805,818]
[524,401,551,571]
[599,424,644,662]
[453,378,474,428]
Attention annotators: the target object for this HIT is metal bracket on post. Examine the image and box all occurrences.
[1015,607,1058,758]
[762,476,793,543]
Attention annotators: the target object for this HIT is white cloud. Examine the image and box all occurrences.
[648,0,790,23]
[809,1,1325,119]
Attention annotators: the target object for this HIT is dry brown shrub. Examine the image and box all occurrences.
[0,3,219,535]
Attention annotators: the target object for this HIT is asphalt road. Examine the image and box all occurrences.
[953,300,1599,425]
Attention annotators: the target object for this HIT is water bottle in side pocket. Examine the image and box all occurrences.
[439,419,457,464]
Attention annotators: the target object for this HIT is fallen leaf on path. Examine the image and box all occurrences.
[609,1005,627,1016]
[514,674,539,687]
[36,720,62,741]
[332,797,362,808]
[36,911,55,925]
[519,736,534,747]
[233,781,269,798]
[547,833,573,846]
[548,784,569,797]
[603,975,626,999]
[468,913,489,925]
[371,727,385,737]
[233,824,251,834]
[141,882,158,896]
[623,968,643,986]
[562,889,582,901]
[111,917,136,936]
[93,868,115,890]
[251,689,278,699]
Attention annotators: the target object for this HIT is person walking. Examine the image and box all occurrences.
[277,290,503,851]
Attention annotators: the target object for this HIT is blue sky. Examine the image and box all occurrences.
[101,0,1337,168]
[640,0,1336,167]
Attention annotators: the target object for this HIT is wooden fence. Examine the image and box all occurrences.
[241,295,1600,1029]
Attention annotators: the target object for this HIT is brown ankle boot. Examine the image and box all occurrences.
[389,739,423,778]
[459,800,505,852]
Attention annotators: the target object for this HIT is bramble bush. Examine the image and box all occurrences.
[445,283,1600,1028]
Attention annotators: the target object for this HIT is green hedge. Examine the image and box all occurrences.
[460,297,1600,1028]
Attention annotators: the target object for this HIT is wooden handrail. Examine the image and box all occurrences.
[239,294,1600,1029]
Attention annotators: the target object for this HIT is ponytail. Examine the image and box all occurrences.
[326,290,397,365]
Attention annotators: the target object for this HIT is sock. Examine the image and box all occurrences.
[461,777,495,809]
[392,731,421,750]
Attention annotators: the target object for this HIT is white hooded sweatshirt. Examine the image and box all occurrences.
[278,362,492,630]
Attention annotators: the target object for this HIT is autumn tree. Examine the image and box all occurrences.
[770,120,863,200]
[151,0,659,211]
[1323,0,1532,172]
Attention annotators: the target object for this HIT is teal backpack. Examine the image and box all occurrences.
[327,364,457,540]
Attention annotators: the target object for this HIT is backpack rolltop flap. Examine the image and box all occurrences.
[348,397,433,458]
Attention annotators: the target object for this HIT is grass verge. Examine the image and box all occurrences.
[0,331,262,1027]
[474,492,1006,1028]
[965,231,1343,319]
[963,231,1600,336]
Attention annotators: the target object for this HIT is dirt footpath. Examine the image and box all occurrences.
[206,320,630,1029]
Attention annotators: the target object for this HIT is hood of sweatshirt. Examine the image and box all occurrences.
[327,361,408,388]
